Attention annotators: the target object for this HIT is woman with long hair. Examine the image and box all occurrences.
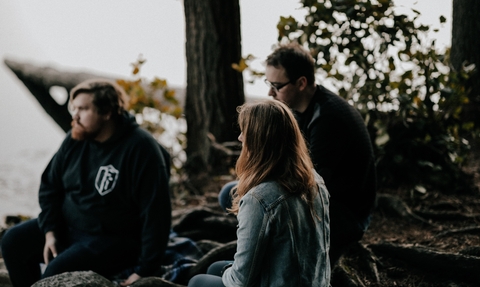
[188,99,330,287]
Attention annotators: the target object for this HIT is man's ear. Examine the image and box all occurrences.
[297,76,308,91]
[103,111,112,121]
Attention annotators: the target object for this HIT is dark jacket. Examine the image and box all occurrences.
[295,85,376,220]
[38,112,172,276]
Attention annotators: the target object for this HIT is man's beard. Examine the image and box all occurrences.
[71,120,98,141]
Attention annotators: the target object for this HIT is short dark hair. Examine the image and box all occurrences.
[69,79,127,120]
[266,42,316,85]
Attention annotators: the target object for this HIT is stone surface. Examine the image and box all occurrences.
[132,277,186,287]
[32,271,115,287]
[0,259,11,287]
[0,259,6,271]
[0,269,12,287]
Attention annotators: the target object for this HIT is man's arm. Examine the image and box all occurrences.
[38,156,66,233]
[38,136,71,235]
[131,141,172,277]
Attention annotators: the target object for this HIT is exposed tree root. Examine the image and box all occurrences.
[369,242,480,284]
[434,225,480,238]
[416,210,480,221]
[331,264,365,287]
[375,193,434,226]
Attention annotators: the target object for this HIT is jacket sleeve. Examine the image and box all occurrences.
[132,142,172,277]
[222,191,267,287]
[308,104,346,185]
[37,137,69,234]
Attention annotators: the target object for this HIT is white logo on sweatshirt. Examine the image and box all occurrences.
[95,165,119,196]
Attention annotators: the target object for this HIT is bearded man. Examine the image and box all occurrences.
[1,79,172,286]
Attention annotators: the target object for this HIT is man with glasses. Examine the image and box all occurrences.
[264,42,377,266]
[219,42,376,267]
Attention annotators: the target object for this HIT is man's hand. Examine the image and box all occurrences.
[120,273,141,286]
[43,231,58,265]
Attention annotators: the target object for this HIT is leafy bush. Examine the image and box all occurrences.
[237,0,476,193]
[116,56,186,173]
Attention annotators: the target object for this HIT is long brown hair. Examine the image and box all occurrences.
[229,100,318,216]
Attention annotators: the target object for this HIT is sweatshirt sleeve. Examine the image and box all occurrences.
[38,136,69,234]
[132,141,172,277]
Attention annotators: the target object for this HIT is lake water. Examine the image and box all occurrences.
[0,148,53,223]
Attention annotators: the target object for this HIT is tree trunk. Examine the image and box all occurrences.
[183,0,245,184]
[451,0,480,126]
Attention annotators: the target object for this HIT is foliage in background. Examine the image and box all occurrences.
[238,0,476,193]
[278,0,477,193]
[116,56,186,173]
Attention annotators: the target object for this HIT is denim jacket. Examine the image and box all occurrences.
[222,172,330,287]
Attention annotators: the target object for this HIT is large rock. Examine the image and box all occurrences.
[0,270,12,287]
[32,271,115,287]
[0,259,12,287]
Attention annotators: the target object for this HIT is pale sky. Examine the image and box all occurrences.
[0,0,452,218]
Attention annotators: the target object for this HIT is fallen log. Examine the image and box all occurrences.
[4,58,186,133]
[369,242,480,284]
[4,58,100,132]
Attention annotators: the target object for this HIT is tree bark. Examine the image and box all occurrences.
[451,0,480,126]
[183,0,245,183]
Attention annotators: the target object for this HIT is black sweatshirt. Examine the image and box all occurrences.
[38,112,172,277]
[295,85,377,221]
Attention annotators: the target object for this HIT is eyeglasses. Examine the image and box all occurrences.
[264,79,293,92]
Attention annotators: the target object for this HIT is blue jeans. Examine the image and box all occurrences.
[187,261,232,287]
[1,219,140,287]
[218,181,238,212]
[218,181,370,266]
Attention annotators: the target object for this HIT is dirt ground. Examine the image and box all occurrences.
[360,189,480,286]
